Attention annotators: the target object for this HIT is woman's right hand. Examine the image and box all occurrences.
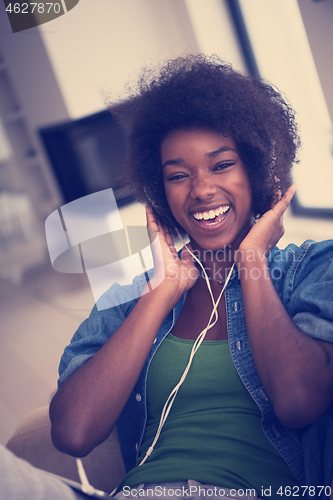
[50,207,198,458]
[145,206,198,301]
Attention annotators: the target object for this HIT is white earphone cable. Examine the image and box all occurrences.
[138,235,235,465]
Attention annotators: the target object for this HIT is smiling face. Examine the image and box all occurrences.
[161,129,254,254]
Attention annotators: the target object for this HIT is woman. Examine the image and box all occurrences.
[49,56,333,499]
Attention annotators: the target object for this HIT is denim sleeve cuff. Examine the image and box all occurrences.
[58,353,94,387]
[292,312,333,343]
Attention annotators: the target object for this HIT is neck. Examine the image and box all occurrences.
[189,244,236,282]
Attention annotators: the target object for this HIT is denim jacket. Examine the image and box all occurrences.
[58,240,333,492]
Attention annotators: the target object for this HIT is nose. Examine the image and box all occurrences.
[190,172,217,200]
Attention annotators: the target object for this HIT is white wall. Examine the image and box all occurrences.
[39,0,199,118]
[39,0,247,119]
[184,0,246,73]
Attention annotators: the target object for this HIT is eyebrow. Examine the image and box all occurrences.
[162,158,183,169]
[208,146,237,158]
[162,146,237,169]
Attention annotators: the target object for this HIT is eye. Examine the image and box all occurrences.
[167,172,188,182]
[213,162,235,172]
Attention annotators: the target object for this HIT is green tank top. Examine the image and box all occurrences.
[118,334,299,498]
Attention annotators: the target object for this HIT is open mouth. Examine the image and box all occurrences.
[192,205,230,226]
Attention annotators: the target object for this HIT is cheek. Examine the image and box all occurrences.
[164,184,181,208]
[241,190,253,218]
[165,191,186,226]
[168,200,183,222]
[235,175,252,201]
[231,178,253,219]
[164,186,173,211]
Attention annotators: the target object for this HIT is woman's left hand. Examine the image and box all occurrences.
[235,182,333,428]
[236,184,297,261]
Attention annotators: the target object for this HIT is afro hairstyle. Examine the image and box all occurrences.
[112,54,300,234]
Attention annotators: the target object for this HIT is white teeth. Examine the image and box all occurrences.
[193,205,230,221]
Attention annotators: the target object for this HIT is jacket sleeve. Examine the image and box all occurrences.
[286,240,333,343]
[57,273,148,387]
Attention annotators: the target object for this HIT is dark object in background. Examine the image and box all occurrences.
[39,110,133,206]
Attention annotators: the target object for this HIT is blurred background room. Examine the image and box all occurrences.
[0,0,332,446]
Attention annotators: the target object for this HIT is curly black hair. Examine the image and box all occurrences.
[112,54,300,234]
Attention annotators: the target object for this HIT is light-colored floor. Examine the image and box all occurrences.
[0,201,332,445]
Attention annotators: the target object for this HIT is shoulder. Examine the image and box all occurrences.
[58,269,152,386]
[270,240,333,343]
[73,269,151,337]
[269,239,333,284]
[95,269,152,312]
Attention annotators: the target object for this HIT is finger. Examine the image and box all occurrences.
[284,183,297,201]
[181,245,196,264]
[146,206,166,247]
[163,225,176,249]
[145,205,158,230]
[271,183,296,218]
